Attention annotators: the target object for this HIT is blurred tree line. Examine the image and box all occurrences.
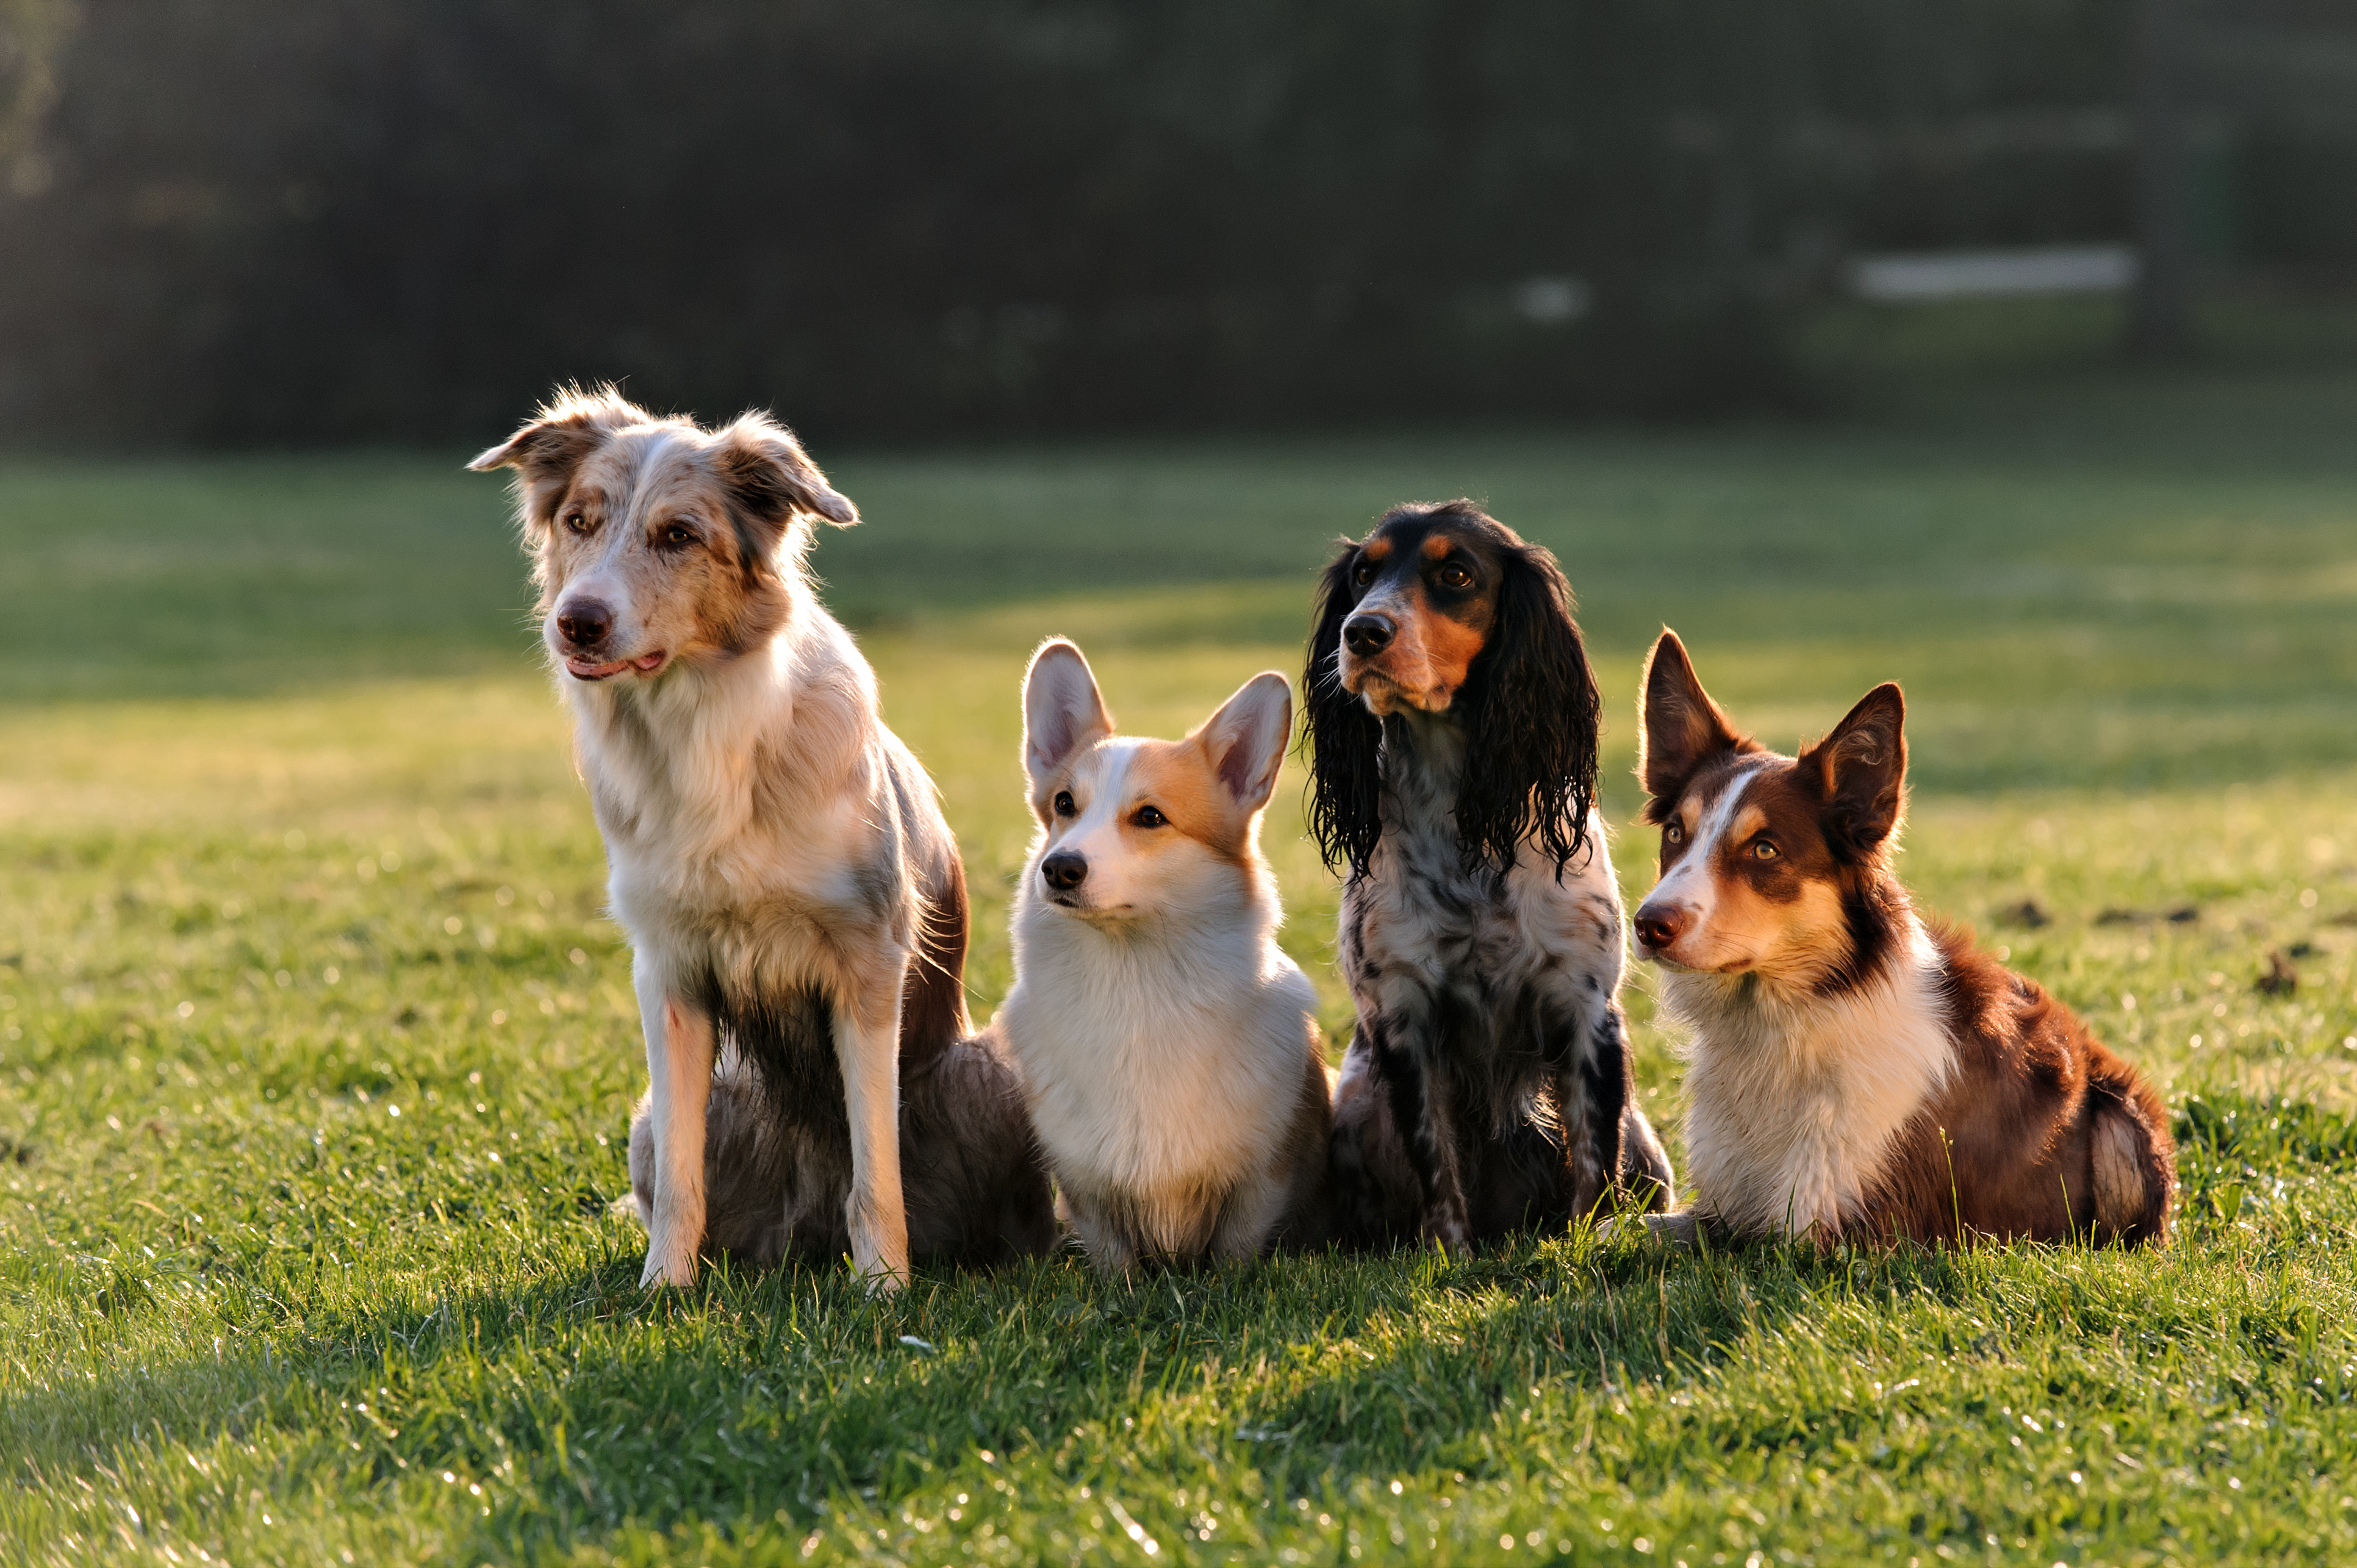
[0,0,2351,447]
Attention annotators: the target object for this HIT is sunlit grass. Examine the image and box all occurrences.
[5,376,2357,1564]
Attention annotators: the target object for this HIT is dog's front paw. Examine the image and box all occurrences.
[1638,1211,1706,1249]
[848,1216,911,1294]
[855,1259,911,1295]
[1601,1211,1705,1249]
[639,1247,699,1289]
[1418,1207,1471,1252]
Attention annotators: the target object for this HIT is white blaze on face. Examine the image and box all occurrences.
[1642,764,1766,961]
[1044,740,1147,912]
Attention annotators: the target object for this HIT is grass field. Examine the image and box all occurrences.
[5,365,2357,1566]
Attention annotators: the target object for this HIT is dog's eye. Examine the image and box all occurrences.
[1130,806,1168,829]
[1435,562,1473,590]
[1753,839,1779,860]
[1052,791,1076,817]
[1352,560,1374,588]
[562,511,590,534]
[1665,824,1684,845]
[662,521,697,546]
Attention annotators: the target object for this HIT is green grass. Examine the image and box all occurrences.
[5,366,2357,1566]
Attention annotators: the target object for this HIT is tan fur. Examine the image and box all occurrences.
[1003,642,1331,1271]
[1346,579,1488,715]
[472,388,1052,1289]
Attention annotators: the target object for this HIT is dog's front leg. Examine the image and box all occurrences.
[636,964,716,1289]
[1371,1008,1470,1248]
[833,976,911,1292]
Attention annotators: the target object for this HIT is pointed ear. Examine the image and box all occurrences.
[1800,682,1907,859]
[1195,671,1291,812]
[467,386,641,524]
[711,412,858,533]
[1022,639,1113,784]
[1638,629,1748,807]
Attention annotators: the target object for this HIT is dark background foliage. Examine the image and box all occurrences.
[0,0,2351,447]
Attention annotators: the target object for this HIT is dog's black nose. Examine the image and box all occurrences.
[1040,851,1088,892]
[1633,904,1687,952]
[556,600,614,649]
[1342,612,1395,657]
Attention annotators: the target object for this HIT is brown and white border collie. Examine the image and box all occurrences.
[1628,631,2173,1249]
[470,387,1052,1290]
[1000,640,1332,1271]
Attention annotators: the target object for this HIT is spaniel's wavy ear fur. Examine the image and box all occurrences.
[1302,543,1385,879]
[1452,540,1602,880]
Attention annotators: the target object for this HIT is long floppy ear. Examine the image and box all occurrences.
[1194,671,1291,814]
[1452,540,1601,880]
[1301,543,1383,878]
[1022,639,1113,786]
[1799,682,1907,861]
[1637,629,1751,820]
[467,384,642,527]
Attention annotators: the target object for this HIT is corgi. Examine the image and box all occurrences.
[996,639,1333,1271]
[1626,630,2173,1248]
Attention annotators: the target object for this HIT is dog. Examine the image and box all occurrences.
[997,639,1332,1271]
[470,387,1052,1289]
[1627,629,2174,1248]
[1303,500,1674,1248]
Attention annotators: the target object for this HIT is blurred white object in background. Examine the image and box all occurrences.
[1848,245,2140,302]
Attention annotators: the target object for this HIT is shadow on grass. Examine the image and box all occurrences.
[9,1090,2352,1557]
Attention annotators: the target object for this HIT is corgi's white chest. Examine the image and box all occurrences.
[1000,914,1311,1195]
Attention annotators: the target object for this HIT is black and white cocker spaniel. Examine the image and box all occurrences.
[1304,499,1674,1247]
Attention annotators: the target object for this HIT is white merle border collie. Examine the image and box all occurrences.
[1304,501,1674,1248]
[470,388,1052,1290]
[999,640,1332,1271]
[1629,630,2174,1248]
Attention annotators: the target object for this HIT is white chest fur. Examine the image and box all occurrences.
[999,892,1315,1200]
[1665,920,1954,1239]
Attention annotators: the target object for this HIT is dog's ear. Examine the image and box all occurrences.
[1453,540,1601,879]
[1799,682,1907,860]
[467,385,641,526]
[1195,671,1291,813]
[710,412,858,573]
[1302,541,1384,878]
[1022,639,1113,784]
[1637,630,1751,820]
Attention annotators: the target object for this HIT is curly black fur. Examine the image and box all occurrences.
[1451,539,1601,879]
[1302,544,1386,878]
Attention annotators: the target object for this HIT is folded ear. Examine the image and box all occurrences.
[712,412,858,531]
[1195,671,1292,812]
[467,385,642,523]
[1022,639,1113,784]
[1637,629,1749,808]
[1801,682,1907,860]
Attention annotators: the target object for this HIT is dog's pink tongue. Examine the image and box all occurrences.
[632,653,665,671]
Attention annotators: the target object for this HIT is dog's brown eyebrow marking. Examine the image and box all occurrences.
[1361,538,1393,564]
[1421,534,1454,560]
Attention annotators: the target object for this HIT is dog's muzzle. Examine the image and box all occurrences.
[1040,851,1088,896]
[1633,901,1691,956]
[1342,612,1395,657]
[556,599,614,651]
